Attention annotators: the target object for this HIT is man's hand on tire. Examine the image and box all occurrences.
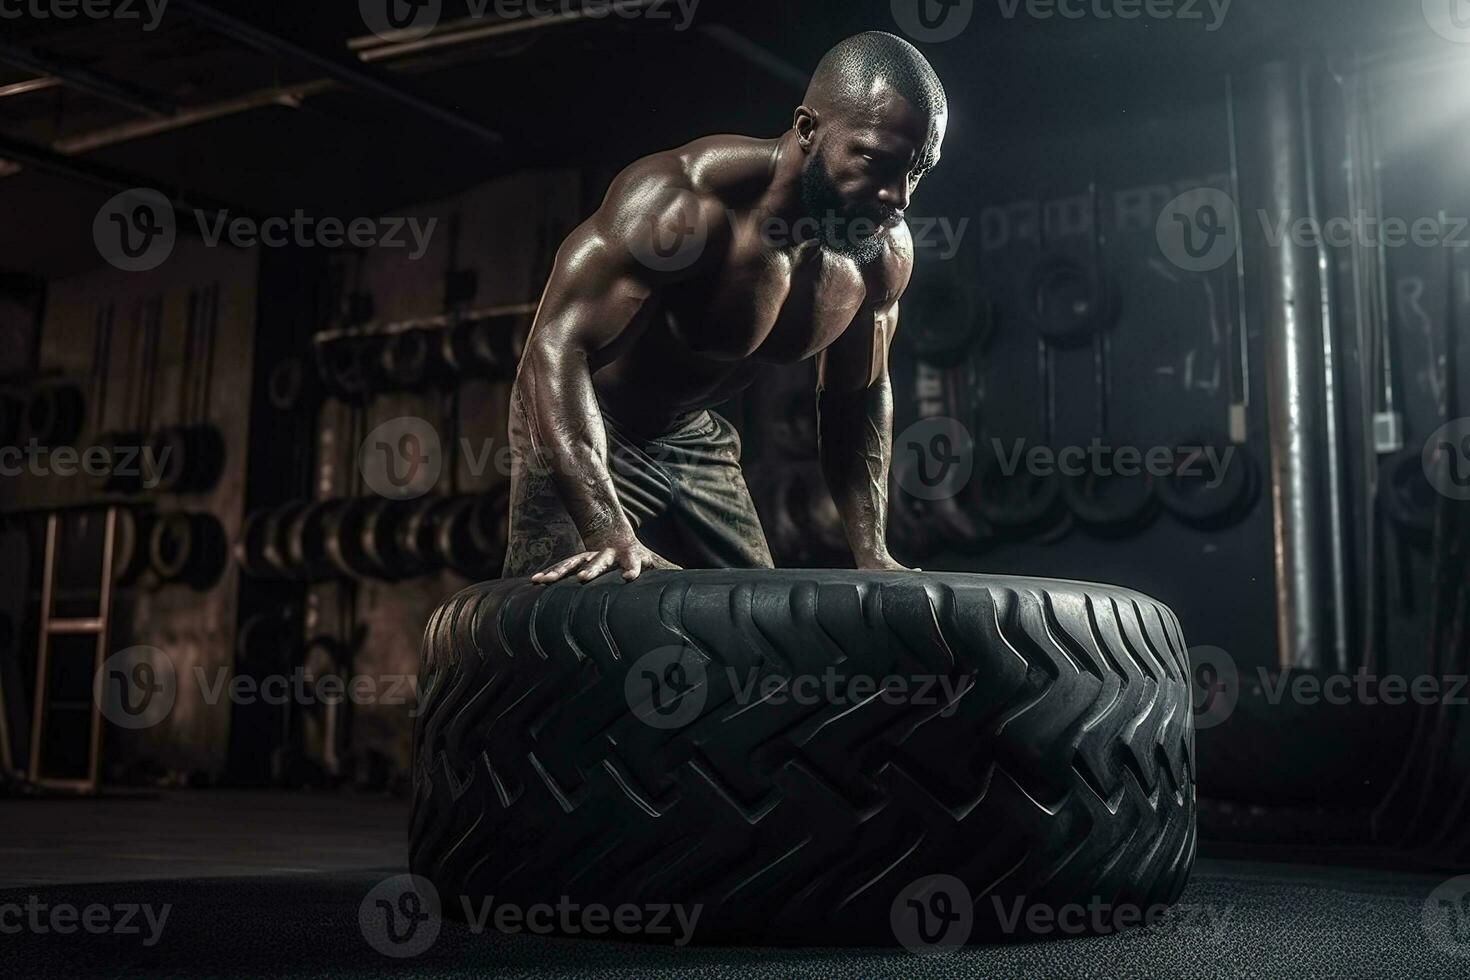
[531,538,681,584]
[855,551,921,573]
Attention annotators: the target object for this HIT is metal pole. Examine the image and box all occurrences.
[1248,61,1329,669]
[1298,64,1352,672]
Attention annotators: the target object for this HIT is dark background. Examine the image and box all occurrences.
[0,0,1467,868]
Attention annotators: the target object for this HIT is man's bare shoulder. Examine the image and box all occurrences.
[600,135,776,218]
[575,136,776,277]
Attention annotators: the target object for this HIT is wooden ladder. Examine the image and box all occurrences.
[27,507,118,792]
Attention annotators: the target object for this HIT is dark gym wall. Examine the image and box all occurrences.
[242,169,580,782]
[5,171,579,783]
[2,0,1463,798]
[732,82,1280,673]
[3,241,258,777]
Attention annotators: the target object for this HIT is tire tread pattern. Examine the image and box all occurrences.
[410,570,1195,944]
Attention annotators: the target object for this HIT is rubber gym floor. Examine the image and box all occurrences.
[3,791,1466,979]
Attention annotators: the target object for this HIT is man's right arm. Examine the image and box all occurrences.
[514,162,718,583]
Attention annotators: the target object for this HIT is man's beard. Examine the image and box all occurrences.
[799,154,892,265]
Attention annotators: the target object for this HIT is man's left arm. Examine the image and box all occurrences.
[815,296,915,572]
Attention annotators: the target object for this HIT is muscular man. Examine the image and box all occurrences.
[504,31,947,584]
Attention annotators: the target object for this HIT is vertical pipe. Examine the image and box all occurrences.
[1299,64,1352,672]
[1343,69,1379,673]
[1226,75,1252,417]
[1248,61,1329,669]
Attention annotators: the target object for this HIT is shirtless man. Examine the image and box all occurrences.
[504,31,947,584]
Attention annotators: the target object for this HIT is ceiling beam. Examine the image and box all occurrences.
[0,40,177,117]
[172,0,503,149]
[347,0,659,62]
[55,79,339,156]
[0,132,252,224]
[0,76,62,100]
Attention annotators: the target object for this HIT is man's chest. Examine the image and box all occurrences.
[663,233,873,364]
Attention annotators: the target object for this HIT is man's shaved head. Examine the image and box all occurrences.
[804,31,947,121]
[792,32,947,263]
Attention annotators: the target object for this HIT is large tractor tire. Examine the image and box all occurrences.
[410,570,1196,946]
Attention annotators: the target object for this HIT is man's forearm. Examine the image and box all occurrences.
[518,345,634,549]
[817,379,894,563]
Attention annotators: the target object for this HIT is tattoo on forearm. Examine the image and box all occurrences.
[818,383,894,560]
[523,354,632,549]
